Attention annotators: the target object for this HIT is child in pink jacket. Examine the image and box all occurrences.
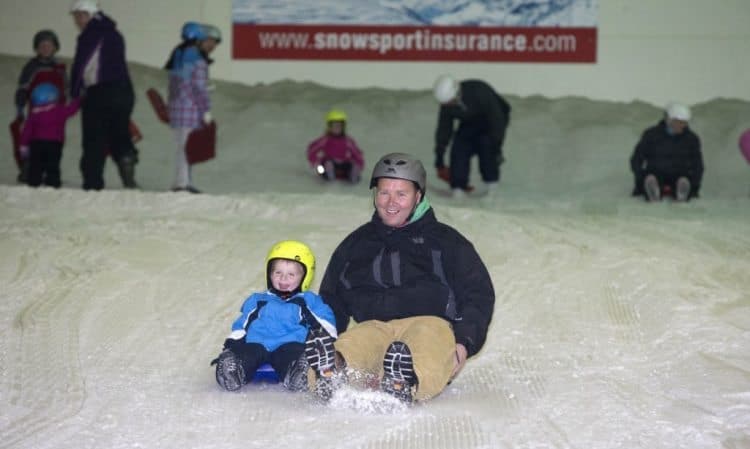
[306,109,365,183]
[19,83,80,188]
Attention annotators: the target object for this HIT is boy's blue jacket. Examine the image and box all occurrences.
[227,290,337,352]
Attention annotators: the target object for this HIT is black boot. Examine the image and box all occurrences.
[116,155,138,189]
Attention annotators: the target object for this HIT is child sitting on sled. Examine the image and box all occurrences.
[306,109,365,183]
[211,240,336,392]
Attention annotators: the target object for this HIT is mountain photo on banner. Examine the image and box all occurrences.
[231,0,598,62]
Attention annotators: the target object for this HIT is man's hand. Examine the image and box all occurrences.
[450,343,468,380]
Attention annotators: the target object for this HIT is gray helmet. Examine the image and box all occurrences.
[369,152,426,194]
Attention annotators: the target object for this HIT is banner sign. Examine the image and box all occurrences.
[232,1,597,63]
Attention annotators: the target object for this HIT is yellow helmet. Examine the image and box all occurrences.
[265,240,316,291]
[325,108,347,123]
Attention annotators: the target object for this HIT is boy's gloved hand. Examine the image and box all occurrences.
[19,145,30,159]
[203,111,213,125]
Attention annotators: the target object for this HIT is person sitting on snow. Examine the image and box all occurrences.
[306,109,365,183]
[630,102,704,202]
[211,240,336,392]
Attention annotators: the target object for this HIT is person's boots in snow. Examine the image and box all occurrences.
[305,326,338,401]
[380,341,417,404]
[675,177,691,202]
[116,154,139,189]
[282,352,310,392]
[644,174,661,202]
[211,349,245,391]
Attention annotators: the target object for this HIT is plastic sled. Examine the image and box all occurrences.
[146,88,170,124]
[186,121,216,165]
[9,117,23,169]
[104,121,143,157]
[252,363,279,383]
[436,166,474,193]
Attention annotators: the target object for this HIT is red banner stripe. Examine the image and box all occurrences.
[233,24,596,63]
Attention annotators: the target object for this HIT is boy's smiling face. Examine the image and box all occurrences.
[270,259,304,293]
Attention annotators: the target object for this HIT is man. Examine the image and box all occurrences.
[433,75,511,197]
[70,0,138,190]
[630,102,704,201]
[306,153,495,403]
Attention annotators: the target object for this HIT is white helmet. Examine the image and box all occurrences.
[666,102,691,121]
[433,75,459,103]
[70,0,100,14]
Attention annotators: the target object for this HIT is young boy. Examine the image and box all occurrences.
[211,240,337,392]
[306,109,365,183]
[12,29,67,182]
[19,83,80,188]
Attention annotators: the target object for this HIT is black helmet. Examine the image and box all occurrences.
[33,29,60,51]
[369,152,426,194]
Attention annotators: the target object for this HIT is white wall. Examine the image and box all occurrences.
[1,0,748,106]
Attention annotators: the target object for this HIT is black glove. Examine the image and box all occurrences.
[222,338,244,352]
[16,108,25,122]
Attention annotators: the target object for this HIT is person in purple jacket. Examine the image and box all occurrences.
[69,0,138,190]
[19,83,80,188]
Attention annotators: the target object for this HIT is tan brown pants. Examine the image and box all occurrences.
[335,316,456,401]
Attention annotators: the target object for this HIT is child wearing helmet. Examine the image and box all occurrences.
[18,83,81,188]
[211,240,337,392]
[163,22,222,193]
[306,108,365,183]
[12,29,67,183]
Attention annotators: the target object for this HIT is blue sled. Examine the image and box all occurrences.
[251,363,279,383]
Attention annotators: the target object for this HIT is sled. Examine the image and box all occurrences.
[9,117,23,169]
[252,363,279,383]
[186,121,216,165]
[436,166,474,193]
[146,87,216,165]
[146,88,170,124]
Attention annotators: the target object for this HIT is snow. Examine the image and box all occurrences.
[1,53,750,449]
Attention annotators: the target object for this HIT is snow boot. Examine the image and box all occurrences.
[305,326,337,401]
[282,352,310,392]
[381,341,417,404]
[211,349,245,392]
[675,177,691,202]
[116,155,139,189]
[644,175,661,202]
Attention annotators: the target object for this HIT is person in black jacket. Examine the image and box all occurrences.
[630,102,704,201]
[304,153,495,404]
[433,75,511,197]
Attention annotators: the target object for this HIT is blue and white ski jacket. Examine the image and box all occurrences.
[226,290,337,352]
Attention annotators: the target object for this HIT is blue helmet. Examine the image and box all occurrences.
[31,83,60,106]
[181,22,206,41]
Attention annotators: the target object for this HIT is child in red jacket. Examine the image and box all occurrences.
[19,83,80,188]
[306,109,365,183]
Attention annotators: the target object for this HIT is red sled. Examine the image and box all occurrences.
[146,87,216,165]
[146,88,170,124]
[9,117,23,169]
[437,166,474,193]
[186,122,216,164]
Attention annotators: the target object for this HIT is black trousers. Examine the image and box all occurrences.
[449,124,506,189]
[79,81,136,190]
[27,140,63,188]
[232,342,304,383]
